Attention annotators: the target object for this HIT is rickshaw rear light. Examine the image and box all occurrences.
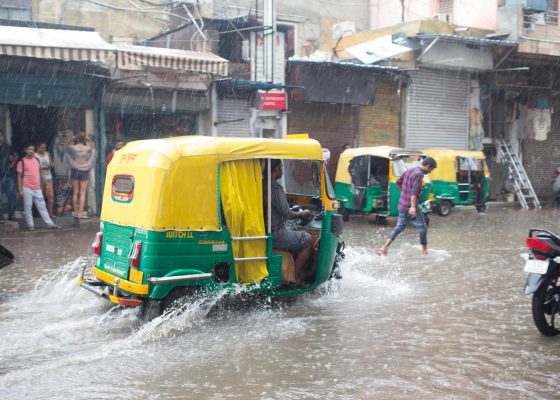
[129,241,142,269]
[92,232,103,256]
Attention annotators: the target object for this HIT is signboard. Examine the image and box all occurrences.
[347,34,414,64]
[257,91,287,110]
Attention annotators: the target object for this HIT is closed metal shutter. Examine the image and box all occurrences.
[406,69,469,149]
[216,98,252,137]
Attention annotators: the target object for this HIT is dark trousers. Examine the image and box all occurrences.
[0,175,16,219]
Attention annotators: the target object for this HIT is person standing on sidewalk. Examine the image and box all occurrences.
[67,133,95,219]
[16,144,57,231]
[36,141,55,218]
[0,130,16,224]
[377,157,437,256]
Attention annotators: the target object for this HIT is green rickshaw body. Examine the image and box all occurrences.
[422,148,489,215]
[80,136,344,313]
[334,146,431,219]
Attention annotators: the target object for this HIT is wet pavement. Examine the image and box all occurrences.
[1,205,560,399]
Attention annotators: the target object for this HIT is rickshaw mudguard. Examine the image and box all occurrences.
[148,268,218,299]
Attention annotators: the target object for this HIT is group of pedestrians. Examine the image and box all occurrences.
[0,130,96,231]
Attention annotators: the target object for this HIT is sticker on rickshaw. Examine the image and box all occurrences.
[129,268,143,284]
[120,153,138,163]
[165,231,194,239]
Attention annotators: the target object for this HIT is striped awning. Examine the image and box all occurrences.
[116,45,229,76]
[0,25,115,63]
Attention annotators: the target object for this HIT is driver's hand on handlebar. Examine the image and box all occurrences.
[300,210,311,218]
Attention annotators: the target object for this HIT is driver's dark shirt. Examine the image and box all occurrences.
[271,180,290,232]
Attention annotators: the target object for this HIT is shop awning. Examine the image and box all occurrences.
[0,25,115,62]
[116,45,228,76]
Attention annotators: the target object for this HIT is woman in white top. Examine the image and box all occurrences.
[66,133,95,218]
[36,141,55,218]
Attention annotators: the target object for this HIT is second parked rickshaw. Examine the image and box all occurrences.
[422,148,489,216]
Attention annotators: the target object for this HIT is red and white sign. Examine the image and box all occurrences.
[257,91,287,110]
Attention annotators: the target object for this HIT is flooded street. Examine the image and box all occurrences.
[2,206,560,399]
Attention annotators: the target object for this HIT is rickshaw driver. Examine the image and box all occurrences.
[269,159,314,285]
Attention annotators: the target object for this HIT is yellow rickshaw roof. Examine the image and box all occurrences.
[101,136,323,232]
[335,146,425,184]
[338,146,423,162]
[120,135,323,164]
[422,148,486,160]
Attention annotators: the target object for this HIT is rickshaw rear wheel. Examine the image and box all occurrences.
[161,286,203,314]
[436,200,452,217]
[340,206,351,222]
[476,203,487,213]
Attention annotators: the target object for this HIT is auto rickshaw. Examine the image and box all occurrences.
[334,146,432,223]
[421,148,489,216]
[79,136,344,319]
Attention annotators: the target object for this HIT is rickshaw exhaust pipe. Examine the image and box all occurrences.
[148,272,214,285]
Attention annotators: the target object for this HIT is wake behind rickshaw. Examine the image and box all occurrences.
[79,136,344,319]
[422,148,489,216]
[334,146,432,223]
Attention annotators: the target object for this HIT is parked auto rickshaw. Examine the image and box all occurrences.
[421,148,489,216]
[79,136,344,319]
[334,146,432,223]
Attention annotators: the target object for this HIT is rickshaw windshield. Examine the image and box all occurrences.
[458,157,483,171]
[283,159,321,196]
[392,155,423,177]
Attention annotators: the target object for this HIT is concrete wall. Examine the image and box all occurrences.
[32,0,172,42]
[205,0,370,57]
[370,0,438,30]
[370,0,497,31]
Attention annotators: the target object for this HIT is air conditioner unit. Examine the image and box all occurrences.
[332,21,356,40]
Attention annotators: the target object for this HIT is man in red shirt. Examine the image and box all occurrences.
[377,157,437,256]
[16,144,57,231]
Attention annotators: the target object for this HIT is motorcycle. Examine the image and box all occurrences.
[523,229,560,336]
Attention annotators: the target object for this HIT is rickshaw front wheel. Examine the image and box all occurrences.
[436,200,452,217]
[476,204,487,213]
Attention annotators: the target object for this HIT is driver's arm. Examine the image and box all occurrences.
[274,187,310,220]
[287,208,310,220]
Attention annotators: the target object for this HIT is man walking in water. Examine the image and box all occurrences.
[377,157,437,256]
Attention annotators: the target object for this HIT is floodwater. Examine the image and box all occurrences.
[1,206,560,399]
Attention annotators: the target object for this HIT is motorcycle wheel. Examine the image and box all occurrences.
[532,274,560,336]
[436,200,452,217]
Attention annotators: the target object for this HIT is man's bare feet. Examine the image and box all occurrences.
[376,248,388,256]
[421,248,429,256]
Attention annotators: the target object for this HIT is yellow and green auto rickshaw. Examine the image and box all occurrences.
[334,146,432,223]
[79,136,344,319]
[422,148,489,216]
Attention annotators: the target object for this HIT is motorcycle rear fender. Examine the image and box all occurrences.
[524,262,560,295]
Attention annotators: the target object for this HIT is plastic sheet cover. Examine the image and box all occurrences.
[220,160,268,284]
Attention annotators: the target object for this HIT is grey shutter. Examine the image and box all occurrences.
[406,69,469,149]
[216,98,252,137]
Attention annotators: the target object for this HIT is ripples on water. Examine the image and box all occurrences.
[1,219,560,400]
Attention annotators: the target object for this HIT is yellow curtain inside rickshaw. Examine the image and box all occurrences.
[220,159,268,284]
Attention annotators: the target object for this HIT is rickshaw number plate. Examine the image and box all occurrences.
[129,269,144,284]
[524,259,549,275]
